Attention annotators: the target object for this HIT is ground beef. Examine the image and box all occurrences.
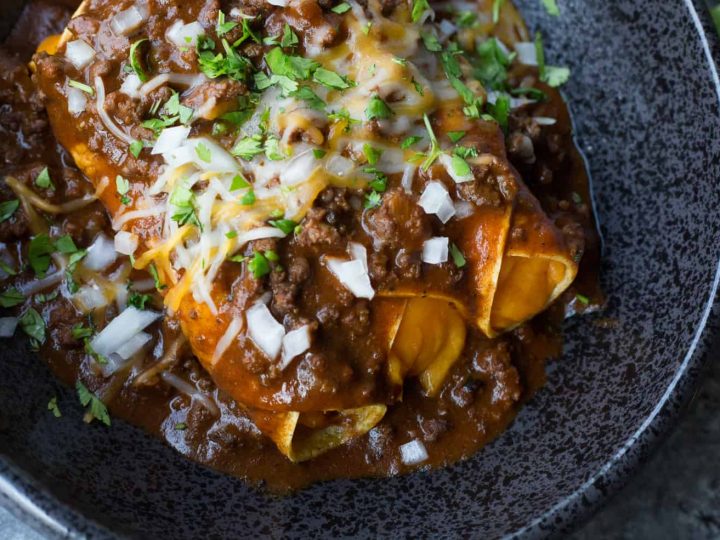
[182,79,247,119]
[296,207,341,247]
[364,188,431,251]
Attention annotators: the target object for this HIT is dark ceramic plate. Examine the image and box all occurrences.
[2,1,720,538]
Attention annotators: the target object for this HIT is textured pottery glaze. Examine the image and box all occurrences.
[1,0,720,538]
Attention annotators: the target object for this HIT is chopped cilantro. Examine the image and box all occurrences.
[35,168,54,190]
[535,32,570,87]
[47,396,61,418]
[401,135,423,149]
[475,38,513,90]
[71,323,93,340]
[230,174,251,191]
[331,2,351,13]
[450,154,472,177]
[268,219,297,234]
[76,381,111,426]
[0,260,16,276]
[291,86,326,110]
[327,108,360,131]
[36,290,59,303]
[195,142,212,163]
[511,87,548,101]
[420,30,442,52]
[281,24,299,48]
[216,11,238,37]
[455,11,477,27]
[264,136,285,161]
[447,131,466,143]
[116,175,132,205]
[197,37,253,82]
[365,95,393,120]
[411,0,431,22]
[312,148,327,159]
[0,200,19,224]
[421,114,441,170]
[19,308,45,344]
[129,39,150,82]
[240,189,256,205]
[492,0,504,24]
[149,263,166,290]
[54,235,78,254]
[313,67,352,90]
[487,93,511,132]
[28,234,54,278]
[0,287,24,308]
[128,291,152,310]
[362,144,382,165]
[265,47,319,81]
[175,422,188,430]
[129,140,144,158]
[248,251,271,278]
[364,190,382,209]
[449,243,466,268]
[170,185,201,228]
[542,0,560,16]
[231,135,264,159]
[576,294,590,305]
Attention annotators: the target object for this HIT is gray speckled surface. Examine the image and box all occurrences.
[2,0,720,538]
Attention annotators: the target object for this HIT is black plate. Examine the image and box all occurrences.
[2,1,720,538]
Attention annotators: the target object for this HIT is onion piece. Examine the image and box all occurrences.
[166,20,205,48]
[95,76,136,145]
[65,39,96,69]
[422,237,449,264]
[400,439,429,465]
[348,242,368,272]
[152,126,191,155]
[234,226,286,247]
[84,233,117,271]
[401,164,416,193]
[74,285,110,312]
[120,73,143,98]
[281,150,318,185]
[418,181,456,223]
[515,42,538,65]
[90,307,161,358]
[114,231,139,255]
[267,0,289,5]
[326,258,375,299]
[18,270,64,295]
[139,72,206,96]
[280,325,311,369]
[246,302,285,359]
[325,154,355,178]
[110,6,148,36]
[0,317,18,338]
[67,87,87,115]
[454,200,475,219]
[534,116,557,126]
[116,331,152,360]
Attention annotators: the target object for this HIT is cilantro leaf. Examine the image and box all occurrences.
[0,287,24,308]
[362,144,382,165]
[0,200,19,224]
[19,308,45,344]
[364,190,382,209]
[28,234,54,278]
[116,175,132,205]
[76,381,111,426]
[129,39,150,82]
[447,131,466,143]
[128,291,152,309]
[492,0,504,24]
[268,219,297,234]
[265,47,319,81]
[292,86,326,110]
[248,251,271,278]
[230,174,251,191]
[331,2,351,13]
[450,243,466,268]
[281,24,299,48]
[48,396,61,418]
[365,94,393,120]
[231,135,264,159]
[411,0,431,22]
[35,168,54,190]
[216,11,238,37]
[196,142,212,163]
[542,0,560,16]
[401,136,422,149]
[313,67,352,90]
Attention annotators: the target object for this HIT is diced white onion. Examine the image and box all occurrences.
[515,42,538,66]
[91,307,160,357]
[120,73,143,98]
[326,258,375,299]
[114,231,139,255]
[212,317,244,364]
[422,237,449,264]
[439,153,473,184]
[0,317,18,338]
[419,181,456,223]
[400,439,428,465]
[246,302,285,360]
[438,19,456,38]
[67,87,87,115]
[84,233,117,271]
[110,6,148,36]
[115,331,152,360]
[18,270,64,295]
[534,116,557,126]
[267,0,288,6]
[152,126,191,155]
[281,151,318,185]
[348,242,368,272]
[74,285,109,311]
[325,154,355,178]
[454,200,475,219]
[401,164,416,194]
[280,325,311,369]
[65,39,96,69]
[166,20,205,48]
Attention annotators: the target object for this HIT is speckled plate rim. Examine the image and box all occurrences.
[1,1,720,538]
